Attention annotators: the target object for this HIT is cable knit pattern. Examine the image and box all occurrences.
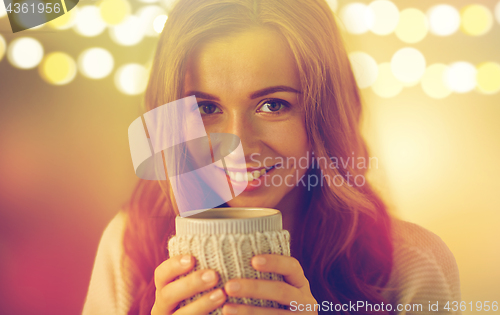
[168,230,291,314]
[81,213,461,315]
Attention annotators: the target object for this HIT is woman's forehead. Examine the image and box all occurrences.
[183,28,300,97]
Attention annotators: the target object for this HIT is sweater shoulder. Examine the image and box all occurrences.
[100,211,128,249]
[82,211,132,315]
[381,218,462,313]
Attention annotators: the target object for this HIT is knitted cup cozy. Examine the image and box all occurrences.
[167,208,291,314]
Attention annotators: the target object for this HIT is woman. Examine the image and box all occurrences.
[82,0,461,314]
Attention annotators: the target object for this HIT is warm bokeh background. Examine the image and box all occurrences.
[0,0,499,314]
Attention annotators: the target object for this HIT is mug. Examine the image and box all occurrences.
[167,207,291,314]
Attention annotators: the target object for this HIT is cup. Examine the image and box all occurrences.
[167,207,291,314]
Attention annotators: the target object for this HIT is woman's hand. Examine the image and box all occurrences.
[151,255,227,315]
[222,254,318,315]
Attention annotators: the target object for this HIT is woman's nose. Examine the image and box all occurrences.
[213,114,262,161]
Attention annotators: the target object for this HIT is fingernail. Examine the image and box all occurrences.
[180,255,191,266]
[201,270,216,282]
[226,281,240,292]
[209,289,224,302]
[224,305,238,314]
[253,256,266,265]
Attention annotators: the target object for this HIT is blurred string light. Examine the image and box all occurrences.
[460,4,494,36]
[391,47,426,86]
[347,52,500,99]
[421,64,452,99]
[39,52,77,85]
[340,3,374,34]
[0,0,6,18]
[427,5,460,36]
[114,63,148,95]
[78,47,114,79]
[7,37,44,69]
[0,35,6,62]
[153,14,168,33]
[395,8,428,43]
[476,62,500,94]
[138,5,166,36]
[48,6,79,30]
[2,0,499,98]
[444,62,477,93]
[338,2,498,37]
[99,0,131,25]
[109,15,145,46]
[74,5,107,37]
[368,0,399,35]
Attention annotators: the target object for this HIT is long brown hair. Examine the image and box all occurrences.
[123,0,393,314]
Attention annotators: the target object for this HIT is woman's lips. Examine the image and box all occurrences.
[216,164,280,193]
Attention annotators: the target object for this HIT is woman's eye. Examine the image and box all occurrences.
[198,104,221,115]
[259,100,288,113]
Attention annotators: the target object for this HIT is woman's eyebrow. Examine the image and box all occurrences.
[185,91,220,101]
[249,85,302,99]
[185,85,301,102]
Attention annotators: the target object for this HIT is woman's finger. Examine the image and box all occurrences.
[251,255,309,289]
[174,289,227,315]
[160,269,220,311]
[222,303,290,315]
[224,278,299,305]
[154,255,194,289]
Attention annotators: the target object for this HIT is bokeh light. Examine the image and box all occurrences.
[476,62,500,95]
[421,63,452,99]
[99,0,131,25]
[153,15,168,34]
[7,37,44,70]
[39,52,77,86]
[109,15,145,46]
[0,35,5,62]
[368,0,399,36]
[78,47,114,79]
[114,63,149,95]
[349,51,378,89]
[0,0,7,18]
[137,5,166,37]
[371,62,403,98]
[340,3,375,35]
[391,47,426,85]
[47,6,78,30]
[395,8,428,43]
[445,62,477,93]
[460,4,494,36]
[326,0,338,13]
[74,5,107,37]
[427,4,461,36]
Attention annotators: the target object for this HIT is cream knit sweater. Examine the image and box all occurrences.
[81,212,461,314]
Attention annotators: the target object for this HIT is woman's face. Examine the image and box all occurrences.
[183,27,311,209]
